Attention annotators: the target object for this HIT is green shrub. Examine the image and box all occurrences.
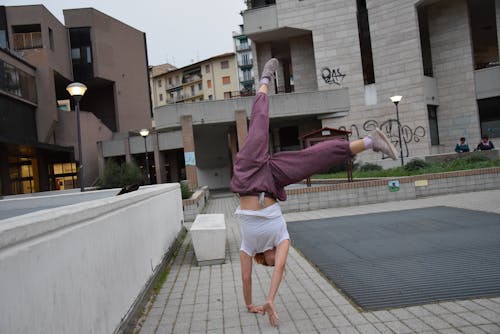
[359,163,383,172]
[180,181,193,199]
[96,160,144,189]
[404,158,430,172]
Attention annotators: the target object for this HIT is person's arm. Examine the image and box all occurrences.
[240,251,262,313]
[455,144,460,153]
[262,239,290,326]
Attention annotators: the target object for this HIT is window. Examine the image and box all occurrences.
[207,80,212,88]
[176,76,180,84]
[222,76,231,85]
[0,60,37,103]
[356,0,375,84]
[224,91,232,99]
[242,54,251,66]
[208,95,213,100]
[478,96,500,138]
[198,83,202,90]
[168,77,172,85]
[427,105,440,145]
[48,27,54,51]
[158,79,162,87]
[191,85,195,96]
[159,93,163,101]
[468,0,499,69]
[243,69,252,81]
[205,64,210,73]
[221,60,229,69]
[418,5,433,77]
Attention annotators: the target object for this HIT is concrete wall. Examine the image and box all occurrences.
[428,0,480,151]
[64,8,151,134]
[289,34,317,93]
[0,184,184,334]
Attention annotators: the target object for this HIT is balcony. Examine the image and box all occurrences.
[154,88,350,130]
[238,59,253,69]
[474,64,500,99]
[13,32,42,50]
[240,77,255,86]
[236,44,251,52]
[242,3,278,37]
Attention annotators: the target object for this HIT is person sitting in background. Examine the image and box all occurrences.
[455,137,470,153]
[476,135,495,151]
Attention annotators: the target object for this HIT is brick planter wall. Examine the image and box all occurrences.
[182,186,210,222]
[280,167,500,213]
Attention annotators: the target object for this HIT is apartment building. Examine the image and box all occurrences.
[151,53,239,108]
[101,0,500,191]
[0,5,151,195]
[233,25,256,95]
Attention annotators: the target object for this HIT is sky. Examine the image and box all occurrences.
[3,0,246,67]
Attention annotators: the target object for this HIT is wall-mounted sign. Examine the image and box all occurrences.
[415,180,428,187]
[184,151,196,166]
[388,180,400,192]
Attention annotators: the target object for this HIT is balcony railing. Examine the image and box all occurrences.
[238,59,253,68]
[236,44,251,52]
[13,32,42,50]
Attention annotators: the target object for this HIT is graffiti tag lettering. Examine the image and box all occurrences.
[339,119,426,159]
[321,67,346,85]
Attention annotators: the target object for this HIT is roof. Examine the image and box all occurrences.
[149,63,177,77]
[152,52,236,78]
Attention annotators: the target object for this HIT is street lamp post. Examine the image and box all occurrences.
[390,95,404,166]
[139,129,150,184]
[66,82,88,192]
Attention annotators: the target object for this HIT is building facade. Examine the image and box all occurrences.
[101,0,500,191]
[0,5,151,195]
[233,25,256,96]
[151,53,239,108]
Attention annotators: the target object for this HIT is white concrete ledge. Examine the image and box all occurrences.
[0,184,183,334]
[190,214,226,266]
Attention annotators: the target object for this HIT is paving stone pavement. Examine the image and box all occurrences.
[139,190,500,334]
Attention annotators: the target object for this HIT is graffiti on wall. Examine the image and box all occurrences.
[321,67,346,85]
[339,119,426,158]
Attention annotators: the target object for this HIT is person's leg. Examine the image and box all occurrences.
[269,129,398,188]
[269,138,353,187]
[234,58,278,163]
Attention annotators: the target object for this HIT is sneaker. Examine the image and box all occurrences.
[261,58,279,80]
[371,128,398,160]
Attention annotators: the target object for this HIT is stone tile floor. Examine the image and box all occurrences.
[139,190,500,333]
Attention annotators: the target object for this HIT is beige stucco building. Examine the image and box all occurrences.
[151,53,239,107]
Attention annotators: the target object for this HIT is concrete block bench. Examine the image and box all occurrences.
[190,214,226,266]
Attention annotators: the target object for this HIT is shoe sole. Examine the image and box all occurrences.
[375,128,398,160]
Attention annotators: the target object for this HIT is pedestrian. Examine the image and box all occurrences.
[476,135,495,151]
[455,137,470,153]
[230,58,398,327]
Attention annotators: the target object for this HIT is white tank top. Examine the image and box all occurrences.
[235,203,290,256]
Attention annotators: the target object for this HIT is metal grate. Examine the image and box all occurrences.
[287,206,500,311]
